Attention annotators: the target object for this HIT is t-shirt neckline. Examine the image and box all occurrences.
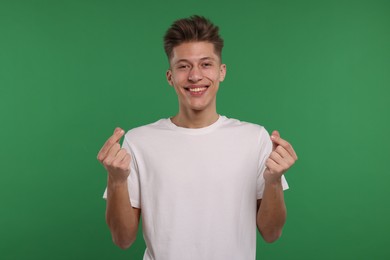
[165,115,226,135]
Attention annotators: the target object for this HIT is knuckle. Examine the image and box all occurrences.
[122,163,130,171]
[112,161,120,168]
[285,161,292,168]
[265,158,272,166]
[289,158,296,165]
[284,160,291,169]
[103,158,112,166]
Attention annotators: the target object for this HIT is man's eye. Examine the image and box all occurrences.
[178,65,189,69]
[202,63,212,67]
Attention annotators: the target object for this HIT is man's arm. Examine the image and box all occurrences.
[256,183,286,243]
[106,178,141,249]
[256,130,297,243]
[98,128,141,249]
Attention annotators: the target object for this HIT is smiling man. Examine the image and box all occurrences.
[167,41,225,127]
[98,15,298,260]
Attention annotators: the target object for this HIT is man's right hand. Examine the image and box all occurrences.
[97,127,131,183]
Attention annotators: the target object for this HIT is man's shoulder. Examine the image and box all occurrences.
[222,116,268,135]
[222,117,271,151]
[124,118,170,138]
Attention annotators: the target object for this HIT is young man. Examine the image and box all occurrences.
[98,15,298,260]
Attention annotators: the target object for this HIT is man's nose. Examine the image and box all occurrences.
[188,66,203,82]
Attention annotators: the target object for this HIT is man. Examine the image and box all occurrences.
[97,15,298,260]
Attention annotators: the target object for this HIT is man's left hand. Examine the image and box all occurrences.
[264,130,298,183]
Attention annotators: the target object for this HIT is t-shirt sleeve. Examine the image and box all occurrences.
[102,134,141,209]
[256,127,289,199]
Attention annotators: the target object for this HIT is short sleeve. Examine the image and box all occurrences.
[256,127,289,199]
[102,134,141,208]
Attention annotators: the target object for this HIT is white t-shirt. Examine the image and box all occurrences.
[103,115,288,260]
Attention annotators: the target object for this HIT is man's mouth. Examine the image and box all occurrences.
[184,85,209,96]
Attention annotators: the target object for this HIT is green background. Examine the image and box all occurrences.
[1,0,389,259]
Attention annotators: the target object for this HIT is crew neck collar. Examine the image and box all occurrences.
[165,115,226,135]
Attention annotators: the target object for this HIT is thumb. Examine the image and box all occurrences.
[271,130,280,151]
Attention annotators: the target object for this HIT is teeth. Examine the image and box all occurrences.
[188,87,207,92]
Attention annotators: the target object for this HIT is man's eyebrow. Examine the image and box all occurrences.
[200,57,216,61]
[173,59,190,64]
[174,57,216,64]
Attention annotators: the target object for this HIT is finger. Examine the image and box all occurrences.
[111,149,129,168]
[272,130,280,138]
[269,151,290,169]
[103,143,121,165]
[97,128,123,161]
[271,130,280,151]
[275,146,295,165]
[97,128,125,161]
[120,154,131,171]
[270,134,298,160]
[265,158,283,173]
[112,153,131,171]
[114,148,128,163]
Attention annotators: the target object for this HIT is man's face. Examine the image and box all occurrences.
[166,41,226,112]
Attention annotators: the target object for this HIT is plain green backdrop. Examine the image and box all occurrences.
[1,0,389,259]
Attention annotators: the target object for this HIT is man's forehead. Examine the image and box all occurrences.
[170,42,219,64]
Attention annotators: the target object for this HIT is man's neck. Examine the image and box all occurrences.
[171,109,219,129]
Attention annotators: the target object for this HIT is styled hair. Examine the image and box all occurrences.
[163,15,224,62]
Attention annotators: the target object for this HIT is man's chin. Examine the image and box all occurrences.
[189,103,213,112]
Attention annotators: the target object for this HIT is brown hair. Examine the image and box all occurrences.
[163,15,224,62]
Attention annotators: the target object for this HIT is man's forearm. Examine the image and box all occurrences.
[257,179,287,243]
[106,178,139,249]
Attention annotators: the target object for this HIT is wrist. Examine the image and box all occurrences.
[264,177,283,187]
[107,175,128,188]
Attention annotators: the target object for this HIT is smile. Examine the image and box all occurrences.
[188,87,207,92]
[184,86,209,96]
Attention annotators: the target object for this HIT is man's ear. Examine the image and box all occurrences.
[219,64,226,82]
[166,69,173,86]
